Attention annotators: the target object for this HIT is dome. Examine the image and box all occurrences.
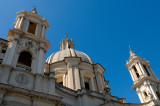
[46,48,94,64]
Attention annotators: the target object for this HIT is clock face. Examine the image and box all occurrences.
[15,74,29,86]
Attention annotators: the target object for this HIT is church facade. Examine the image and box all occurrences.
[0,8,160,106]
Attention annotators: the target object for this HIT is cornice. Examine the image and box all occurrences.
[94,63,105,73]
[16,10,49,27]
[132,76,160,90]
[126,56,150,69]
[0,83,62,102]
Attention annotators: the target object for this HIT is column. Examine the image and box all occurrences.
[2,41,17,65]
[15,17,20,28]
[138,63,145,74]
[41,25,45,36]
[96,72,103,92]
[81,74,85,88]
[18,17,24,29]
[131,68,138,81]
[36,48,45,74]
[31,57,36,73]
[63,74,66,86]
[68,67,74,89]
[74,67,81,90]
[24,19,29,32]
[35,23,39,35]
[129,69,135,81]
[66,74,68,87]
[135,63,143,75]
[90,77,95,91]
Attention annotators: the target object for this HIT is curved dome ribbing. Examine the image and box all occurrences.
[46,48,94,64]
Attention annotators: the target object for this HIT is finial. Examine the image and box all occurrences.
[129,45,136,57]
[129,45,131,51]
[32,6,37,14]
[65,33,68,39]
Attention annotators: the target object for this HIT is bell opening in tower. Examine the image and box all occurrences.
[143,65,150,76]
[28,21,37,34]
[133,66,140,78]
[17,51,32,67]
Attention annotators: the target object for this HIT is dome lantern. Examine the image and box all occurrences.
[60,34,74,50]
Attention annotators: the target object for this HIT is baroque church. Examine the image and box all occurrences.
[0,8,160,106]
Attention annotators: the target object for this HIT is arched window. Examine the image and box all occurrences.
[17,51,32,67]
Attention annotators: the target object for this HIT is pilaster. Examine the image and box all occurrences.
[19,17,24,29]
[24,19,29,32]
[2,41,17,65]
[48,77,55,95]
[36,47,45,74]
[0,65,12,84]
[15,17,20,28]
[67,64,74,89]
[34,74,42,92]
[74,67,81,90]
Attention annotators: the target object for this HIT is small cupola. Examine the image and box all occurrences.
[60,34,74,50]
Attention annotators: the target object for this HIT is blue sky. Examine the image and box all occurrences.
[1,0,160,103]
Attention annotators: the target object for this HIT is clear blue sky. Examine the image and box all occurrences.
[1,0,160,103]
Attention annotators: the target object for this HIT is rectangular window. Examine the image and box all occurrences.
[156,91,160,100]
[28,21,37,34]
[143,65,150,76]
[143,91,148,97]
[133,66,140,78]
[85,82,90,90]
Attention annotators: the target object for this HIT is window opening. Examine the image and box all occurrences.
[85,82,90,90]
[17,51,32,67]
[143,65,150,76]
[133,66,140,78]
[2,49,6,54]
[28,21,37,34]
[143,91,148,97]
[156,91,160,100]
[58,82,63,86]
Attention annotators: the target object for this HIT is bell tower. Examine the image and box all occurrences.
[2,8,50,75]
[126,47,160,105]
